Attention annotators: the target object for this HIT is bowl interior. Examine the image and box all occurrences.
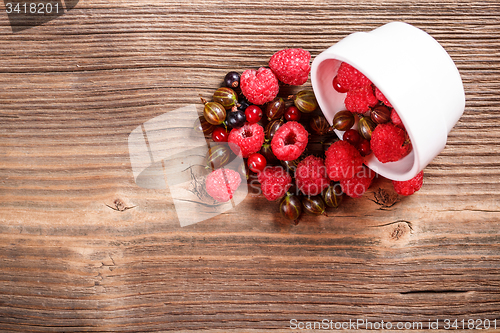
[313,57,418,180]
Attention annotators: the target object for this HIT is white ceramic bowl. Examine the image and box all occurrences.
[311,22,465,181]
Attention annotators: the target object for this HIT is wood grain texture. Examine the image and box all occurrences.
[0,0,499,331]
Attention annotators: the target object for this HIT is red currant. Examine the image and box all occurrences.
[332,75,348,93]
[284,106,301,122]
[357,138,372,156]
[245,105,263,123]
[247,153,267,173]
[343,129,360,146]
[212,126,230,142]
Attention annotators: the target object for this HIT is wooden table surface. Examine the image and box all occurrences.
[1,0,499,332]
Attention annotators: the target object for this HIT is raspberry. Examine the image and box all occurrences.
[371,123,412,163]
[339,166,375,198]
[336,62,372,91]
[390,109,404,128]
[344,85,378,113]
[325,140,364,181]
[392,171,423,196]
[205,168,242,202]
[375,87,393,108]
[269,48,311,86]
[270,121,309,161]
[240,67,279,105]
[295,155,329,196]
[228,122,265,158]
[258,166,292,201]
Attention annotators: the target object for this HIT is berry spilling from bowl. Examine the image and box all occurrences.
[331,62,413,164]
[195,48,424,225]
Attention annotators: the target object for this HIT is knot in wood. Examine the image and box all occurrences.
[390,221,412,241]
[113,199,126,211]
[374,188,399,208]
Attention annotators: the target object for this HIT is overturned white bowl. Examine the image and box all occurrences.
[311,22,465,181]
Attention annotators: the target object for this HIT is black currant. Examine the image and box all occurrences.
[237,98,251,112]
[227,110,246,129]
[224,71,241,90]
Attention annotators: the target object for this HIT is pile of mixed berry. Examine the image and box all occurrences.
[195,48,423,224]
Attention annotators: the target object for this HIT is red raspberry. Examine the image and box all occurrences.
[269,48,311,86]
[336,62,372,91]
[270,121,309,161]
[205,168,242,202]
[339,166,375,198]
[240,67,279,105]
[392,171,424,196]
[344,85,378,113]
[375,87,393,108]
[371,123,412,163]
[325,140,364,181]
[228,122,265,158]
[258,166,292,201]
[390,109,404,128]
[295,155,329,196]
